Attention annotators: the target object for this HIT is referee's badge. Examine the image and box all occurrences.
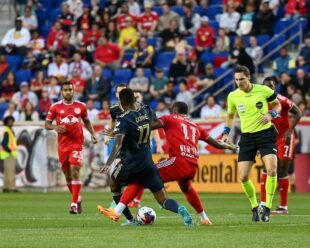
[238,104,245,113]
[256,101,263,109]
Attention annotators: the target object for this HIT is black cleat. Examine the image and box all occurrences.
[252,207,260,222]
[260,206,271,222]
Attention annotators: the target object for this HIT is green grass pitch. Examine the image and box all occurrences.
[0,192,310,248]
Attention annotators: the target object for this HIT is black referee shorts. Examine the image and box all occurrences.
[238,127,277,162]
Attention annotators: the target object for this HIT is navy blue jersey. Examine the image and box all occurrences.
[114,105,155,172]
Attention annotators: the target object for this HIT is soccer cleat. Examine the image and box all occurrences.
[77,200,82,214]
[201,218,213,225]
[178,205,193,227]
[260,206,271,222]
[252,207,260,222]
[69,205,78,214]
[121,218,141,226]
[271,207,288,214]
[127,200,141,208]
[97,205,120,222]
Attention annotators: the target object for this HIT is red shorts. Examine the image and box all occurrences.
[277,132,296,161]
[58,149,83,170]
[156,156,197,184]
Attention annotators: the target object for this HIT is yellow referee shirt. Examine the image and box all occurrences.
[227,84,276,133]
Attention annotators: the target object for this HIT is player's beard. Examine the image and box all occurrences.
[63,94,73,103]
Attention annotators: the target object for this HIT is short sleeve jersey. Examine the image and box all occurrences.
[159,114,210,163]
[114,105,156,172]
[270,94,293,136]
[46,100,88,151]
[227,84,276,133]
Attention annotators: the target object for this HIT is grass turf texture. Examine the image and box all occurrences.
[0,192,310,248]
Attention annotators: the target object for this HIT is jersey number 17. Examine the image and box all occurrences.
[137,124,150,144]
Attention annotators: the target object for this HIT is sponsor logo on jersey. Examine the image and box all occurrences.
[60,115,79,125]
[74,108,81,114]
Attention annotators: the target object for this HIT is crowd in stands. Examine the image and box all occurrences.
[0,0,309,122]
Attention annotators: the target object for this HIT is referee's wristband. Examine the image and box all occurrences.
[222,126,231,135]
[270,109,279,119]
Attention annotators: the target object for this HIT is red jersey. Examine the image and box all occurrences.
[94,44,121,64]
[269,94,293,137]
[195,26,215,48]
[70,78,86,94]
[138,12,159,31]
[46,100,88,151]
[159,114,210,162]
[117,14,136,30]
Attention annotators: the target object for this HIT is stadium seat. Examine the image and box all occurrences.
[54,0,64,9]
[200,51,214,65]
[143,68,152,79]
[147,37,162,50]
[153,6,163,16]
[122,52,135,62]
[155,52,176,69]
[38,0,53,10]
[257,35,270,46]
[113,69,132,84]
[267,34,286,59]
[209,0,223,5]
[214,67,225,77]
[193,6,208,16]
[7,55,23,72]
[35,8,48,27]
[15,70,32,85]
[213,51,229,67]
[209,21,219,35]
[48,8,61,24]
[273,18,294,37]
[206,5,223,21]
[99,0,107,8]
[171,6,185,16]
[186,36,195,47]
[243,35,250,47]
[290,18,308,45]
[102,69,113,81]
[0,102,9,120]
[40,24,52,39]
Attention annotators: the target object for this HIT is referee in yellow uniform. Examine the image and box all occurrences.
[222,65,282,222]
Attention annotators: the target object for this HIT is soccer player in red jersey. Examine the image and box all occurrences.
[260,77,302,214]
[113,102,237,225]
[45,81,98,214]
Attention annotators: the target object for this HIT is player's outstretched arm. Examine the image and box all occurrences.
[261,98,282,124]
[45,120,66,133]
[150,119,164,130]
[83,118,98,144]
[205,136,238,152]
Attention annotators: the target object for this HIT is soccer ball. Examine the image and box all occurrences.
[136,207,156,225]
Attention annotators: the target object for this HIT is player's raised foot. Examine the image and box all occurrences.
[127,200,141,208]
[271,206,288,214]
[121,218,141,226]
[69,204,78,214]
[97,205,120,222]
[251,206,260,222]
[260,206,271,222]
[201,218,213,225]
[178,205,193,227]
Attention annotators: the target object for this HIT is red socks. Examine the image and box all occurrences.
[260,172,267,203]
[278,177,289,207]
[135,188,144,201]
[120,183,143,205]
[183,187,204,213]
[71,180,82,204]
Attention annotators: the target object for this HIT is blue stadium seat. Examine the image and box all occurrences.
[147,37,162,50]
[243,35,250,47]
[155,52,176,69]
[213,51,229,67]
[122,52,135,62]
[171,6,185,16]
[40,24,52,39]
[143,68,152,79]
[214,67,225,77]
[15,70,32,85]
[113,69,132,84]
[273,18,294,37]
[153,6,163,16]
[7,55,23,72]
[200,51,214,64]
[99,0,107,8]
[290,18,308,45]
[103,69,113,81]
[206,5,223,21]
[0,102,9,120]
[186,36,195,47]
[39,0,53,10]
[48,8,61,24]
[54,0,64,9]
[209,0,223,5]
[193,6,208,16]
[257,35,270,46]
[35,8,48,27]
[267,34,286,59]
[209,21,219,35]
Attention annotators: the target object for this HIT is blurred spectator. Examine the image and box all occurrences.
[68,0,84,20]
[195,16,215,54]
[29,30,45,56]
[68,52,92,81]
[85,65,110,102]
[160,81,176,106]
[156,101,170,117]
[105,0,122,18]
[128,0,141,17]
[254,1,275,35]
[21,5,38,31]
[47,21,66,51]
[296,68,310,93]
[186,50,205,76]
[277,72,295,96]
[69,24,84,48]
[48,53,69,80]
[83,23,102,49]
[246,35,263,65]
[94,35,123,70]
[129,67,150,99]
[20,102,39,121]
[57,34,77,62]
[77,4,94,31]
[118,17,139,50]
[176,81,193,112]
[138,2,159,37]
[21,50,40,73]
[90,0,101,18]
[198,63,217,89]
[3,102,20,121]
[273,47,296,76]
[213,28,230,53]
[132,36,154,68]
[219,1,240,35]
[179,2,201,36]
[0,72,18,103]
[31,70,46,98]
[86,99,99,121]
[298,101,309,116]
[107,21,119,43]
[69,68,86,101]
[236,3,255,36]
[116,3,137,30]
[150,67,169,100]
[169,49,188,83]
[0,55,11,83]
[59,2,75,32]
[1,17,30,56]
[160,19,183,51]
[97,99,111,120]
[287,84,303,105]
[97,8,111,28]
[12,82,38,110]
[158,1,179,32]
[267,0,280,15]
[299,34,310,65]
[46,77,61,103]
[200,95,222,119]
[285,0,308,19]
[78,42,94,64]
